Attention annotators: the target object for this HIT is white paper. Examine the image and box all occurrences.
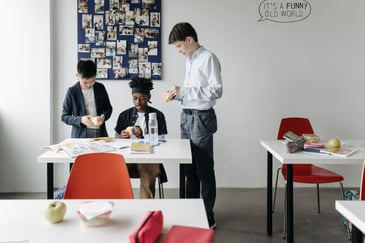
[78,201,114,220]
[61,140,115,158]
[109,140,132,149]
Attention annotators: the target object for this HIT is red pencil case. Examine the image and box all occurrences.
[129,210,163,243]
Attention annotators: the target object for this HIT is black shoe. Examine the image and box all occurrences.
[208,216,216,229]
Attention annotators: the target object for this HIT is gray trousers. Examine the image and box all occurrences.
[180,108,217,218]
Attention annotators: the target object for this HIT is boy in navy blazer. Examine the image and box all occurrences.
[61,60,113,138]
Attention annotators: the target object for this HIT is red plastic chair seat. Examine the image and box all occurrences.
[281,164,344,184]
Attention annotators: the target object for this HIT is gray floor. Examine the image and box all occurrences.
[0,188,351,243]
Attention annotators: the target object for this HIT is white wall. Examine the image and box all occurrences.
[1,0,365,192]
[52,0,365,190]
[0,0,50,192]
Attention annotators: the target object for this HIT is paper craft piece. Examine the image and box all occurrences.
[91,137,113,142]
[131,142,152,154]
[162,92,175,102]
[41,140,75,152]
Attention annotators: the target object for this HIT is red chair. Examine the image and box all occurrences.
[273,117,345,237]
[360,161,365,200]
[64,153,134,199]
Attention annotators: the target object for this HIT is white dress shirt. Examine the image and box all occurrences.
[176,46,223,110]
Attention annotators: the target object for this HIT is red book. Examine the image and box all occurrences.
[162,225,215,243]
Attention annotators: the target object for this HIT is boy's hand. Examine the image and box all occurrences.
[120,130,130,138]
[81,115,95,127]
[163,85,180,102]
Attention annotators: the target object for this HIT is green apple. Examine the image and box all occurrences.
[328,138,341,148]
[44,201,67,224]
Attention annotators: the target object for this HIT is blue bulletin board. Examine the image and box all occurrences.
[77,0,162,80]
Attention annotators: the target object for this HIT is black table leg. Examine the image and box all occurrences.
[352,225,363,243]
[286,164,294,243]
[47,163,54,199]
[267,151,273,235]
[179,164,186,198]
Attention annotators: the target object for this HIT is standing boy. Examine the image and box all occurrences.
[166,22,223,229]
[61,60,113,138]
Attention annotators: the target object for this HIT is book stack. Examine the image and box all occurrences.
[304,147,356,157]
[284,131,326,149]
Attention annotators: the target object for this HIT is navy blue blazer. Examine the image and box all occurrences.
[61,82,113,138]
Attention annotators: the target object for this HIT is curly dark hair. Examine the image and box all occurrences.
[128,77,154,91]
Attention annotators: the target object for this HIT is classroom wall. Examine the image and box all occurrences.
[52,0,365,190]
[1,0,365,192]
[0,0,50,192]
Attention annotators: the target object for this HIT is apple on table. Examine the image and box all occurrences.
[44,201,67,224]
[327,138,342,152]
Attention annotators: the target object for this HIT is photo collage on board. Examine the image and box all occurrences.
[77,0,162,80]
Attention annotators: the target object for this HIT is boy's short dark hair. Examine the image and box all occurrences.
[77,60,97,78]
[168,22,198,44]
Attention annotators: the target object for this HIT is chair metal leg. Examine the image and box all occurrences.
[316,184,321,214]
[160,180,164,198]
[339,182,344,200]
[339,182,351,240]
[157,176,164,199]
[273,167,281,213]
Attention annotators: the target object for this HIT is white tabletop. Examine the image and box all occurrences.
[260,139,365,165]
[38,138,192,164]
[0,199,208,243]
[336,200,365,233]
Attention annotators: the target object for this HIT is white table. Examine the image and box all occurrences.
[336,200,365,243]
[0,199,208,243]
[38,139,192,199]
[260,140,365,243]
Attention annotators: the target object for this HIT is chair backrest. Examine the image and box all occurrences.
[277,117,314,172]
[277,117,314,140]
[64,153,134,199]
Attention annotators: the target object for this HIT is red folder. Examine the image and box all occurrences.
[162,225,215,243]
